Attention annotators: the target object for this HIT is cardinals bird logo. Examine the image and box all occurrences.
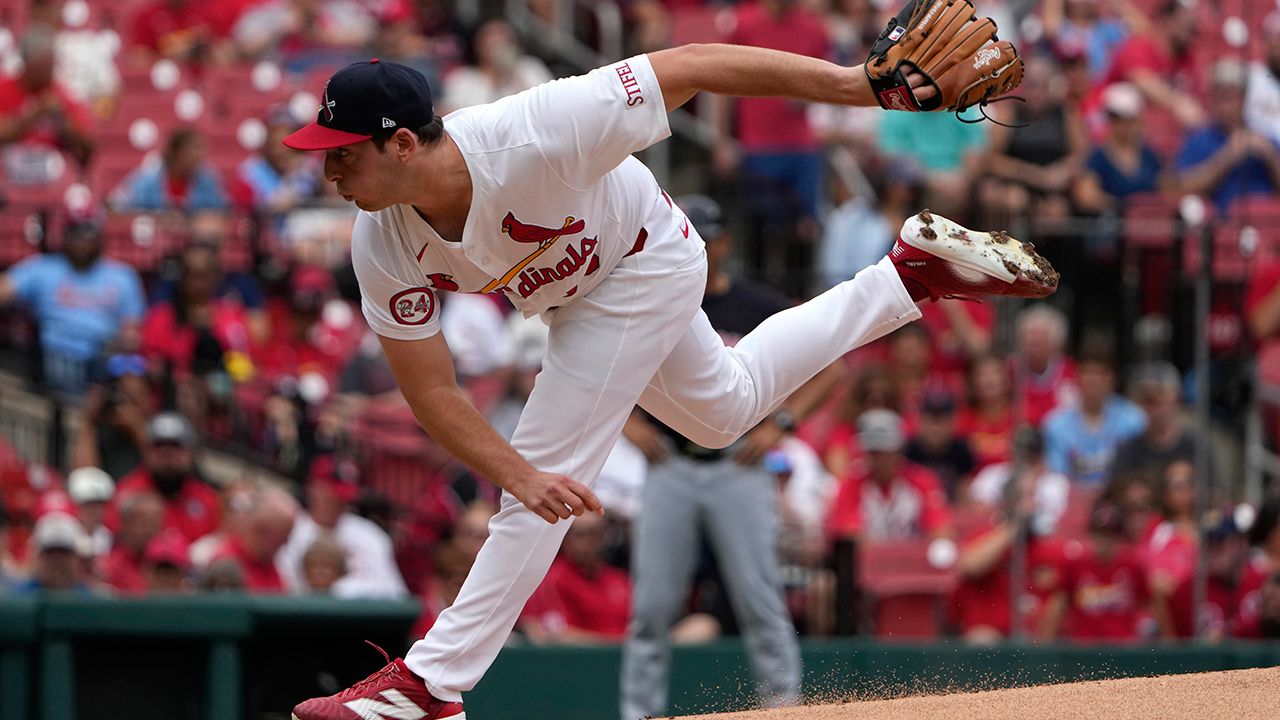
[481,213,587,294]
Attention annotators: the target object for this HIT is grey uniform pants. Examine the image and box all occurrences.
[620,450,802,720]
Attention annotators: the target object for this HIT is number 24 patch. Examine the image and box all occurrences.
[390,287,436,325]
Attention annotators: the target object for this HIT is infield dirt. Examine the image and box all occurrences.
[676,666,1280,720]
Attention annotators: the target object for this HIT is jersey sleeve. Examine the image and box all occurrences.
[350,212,442,341]
[521,54,671,190]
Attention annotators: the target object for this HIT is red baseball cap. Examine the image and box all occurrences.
[144,529,191,571]
[308,455,362,503]
[283,59,434,151]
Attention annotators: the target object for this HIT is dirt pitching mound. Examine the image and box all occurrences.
[678,667,1280,720]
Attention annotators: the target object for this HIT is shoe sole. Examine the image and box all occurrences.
[900,210,1058,294]
[293,714,466,720]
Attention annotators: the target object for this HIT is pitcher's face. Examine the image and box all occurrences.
[324,140,402,211]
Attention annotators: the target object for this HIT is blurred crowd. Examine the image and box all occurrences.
[1,0,1279,648]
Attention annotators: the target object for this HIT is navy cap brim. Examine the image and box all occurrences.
[282,122,372,150]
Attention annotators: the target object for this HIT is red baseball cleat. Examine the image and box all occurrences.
[889,210,1059,302]
[292,644,464,720]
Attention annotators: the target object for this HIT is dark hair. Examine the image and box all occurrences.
[163,128,203,165]
[889,322,930,344]
[1157,0,1191,19]
[371,116,446,152]
[1077,337,1116,372]
[1155,459,1195,519]
[175,243,220,326]
[840,363,901,423]
[1100,469,1156,509]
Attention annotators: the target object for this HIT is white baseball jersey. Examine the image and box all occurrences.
[352,54,674,340]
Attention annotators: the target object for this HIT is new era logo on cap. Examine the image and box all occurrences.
[284,58,434,150]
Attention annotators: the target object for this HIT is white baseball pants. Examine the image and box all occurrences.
[404,224,921,702]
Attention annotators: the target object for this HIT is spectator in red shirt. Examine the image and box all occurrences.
[255,264,353,386]
[885,323,934,414]
[1098,470,1159,545]
[1041,503,1150,641]
[0,26,95,170]
[868,323,960,426]
[958,355,1016,470]
[1246,258,1280,392]
[127,0,227,66]
[1159,505,1245,639]
[413,541,475,639]
[100,491,164,594]
[1012,305,1078,427]
[953,462,1067,642]
[142,528,194,595]
[827,409,953,542]
[918,300,994,389]
[1145,460,1198,597]
[823,363,900,478]
[718,0,830,288]
[1098,0,1204,130]
[108,413,221,544]
[209,485,298,593]
[521,511,632,642]
[1236,500,1280,638]
[140,242,253,386]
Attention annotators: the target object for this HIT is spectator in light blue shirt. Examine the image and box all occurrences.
[0,198,146,393]
[1043,348,1146,485]
[817,161,920,291]
[237,109,321,218]
[112,127,228,211]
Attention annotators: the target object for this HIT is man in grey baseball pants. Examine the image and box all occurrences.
[620,197,838,720]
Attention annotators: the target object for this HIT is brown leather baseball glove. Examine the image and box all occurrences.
[864,0,1024,116]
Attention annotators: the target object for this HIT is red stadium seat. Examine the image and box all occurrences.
[88,150,147,197]
[1181,222,1252,283]
[1122,193,1180,250]
[1226,195,1280,226]
[203,64,297,124]
[99,212,178,271]
[859,540,957,638]
[0,205,48,267]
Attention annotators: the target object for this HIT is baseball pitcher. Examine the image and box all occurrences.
[287,1,1050,717]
